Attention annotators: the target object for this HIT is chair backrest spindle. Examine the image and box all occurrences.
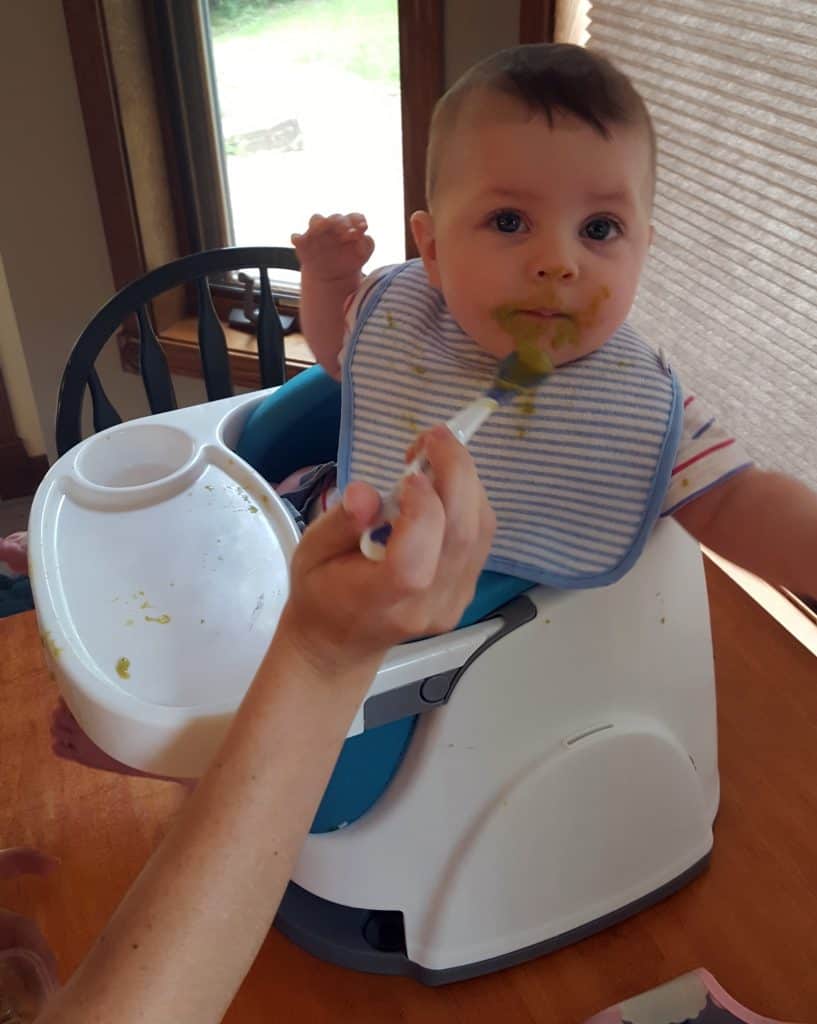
[256,267,286,388]
[196,276,232,401]
[137,305,177,415]
[56,247,300,456]
[88,369,123,434]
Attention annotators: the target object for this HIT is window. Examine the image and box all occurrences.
[65,0,442,294]
[553,0,589,45]
[208,0,406,276]
[64,0,443,382]
[582,0,817,623]
[583,0,817,492]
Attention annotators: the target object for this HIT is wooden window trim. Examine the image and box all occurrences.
[118,319,316,392]
[63,0,146,292]
[519,0,557,44]
[63,0,443,387]
[399,0,444,257]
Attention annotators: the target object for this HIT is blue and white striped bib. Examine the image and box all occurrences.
[339,261,683,588]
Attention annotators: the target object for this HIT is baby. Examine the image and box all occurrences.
[50,43,817,779]
[291,42,817,596]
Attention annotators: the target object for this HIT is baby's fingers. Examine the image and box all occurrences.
[317,213,369,242]
[294,213,371,253]
[355,233,376,263]
[346,212,369,233]
[292,214,336,244]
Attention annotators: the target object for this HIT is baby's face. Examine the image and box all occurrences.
[412,94,654,367]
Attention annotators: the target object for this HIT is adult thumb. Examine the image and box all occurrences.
[293,482,381,573]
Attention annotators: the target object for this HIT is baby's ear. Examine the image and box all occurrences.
[409,210,442,289]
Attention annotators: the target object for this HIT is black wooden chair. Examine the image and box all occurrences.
[56,246,299,456]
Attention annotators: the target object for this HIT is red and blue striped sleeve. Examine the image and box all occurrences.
[661,394,754,516]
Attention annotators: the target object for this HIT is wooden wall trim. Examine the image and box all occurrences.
[63,0,145,291]
[398,0,445,256]
[519,0,557,43]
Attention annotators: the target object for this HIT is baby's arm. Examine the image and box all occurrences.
[674,467,817,597]
[292,213,375,379]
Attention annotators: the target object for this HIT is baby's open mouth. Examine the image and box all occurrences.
[516,308,571,320]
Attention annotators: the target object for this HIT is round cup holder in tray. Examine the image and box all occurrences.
[72,424,198,503]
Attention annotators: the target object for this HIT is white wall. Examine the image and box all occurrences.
[0,1,206,464]
[0,252,45,456]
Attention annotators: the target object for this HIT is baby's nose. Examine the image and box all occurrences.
[528,228,579,282]
[535,262,577,281]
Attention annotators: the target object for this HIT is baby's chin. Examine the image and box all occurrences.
[548,335,610,366]
[471,327,610,368]
[470,333,516,361]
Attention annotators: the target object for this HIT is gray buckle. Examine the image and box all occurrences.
[363,595,537,731]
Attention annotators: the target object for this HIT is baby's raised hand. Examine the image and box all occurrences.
[291,213,375,283]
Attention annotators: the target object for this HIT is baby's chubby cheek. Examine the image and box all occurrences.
[577,285,612,330]
[569,285,623,355]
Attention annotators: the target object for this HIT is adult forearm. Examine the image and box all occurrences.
[40,633,381,1024]
[299,269,362,378]
[38,429,494,1023]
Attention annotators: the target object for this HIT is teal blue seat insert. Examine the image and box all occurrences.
[235,366,534,833]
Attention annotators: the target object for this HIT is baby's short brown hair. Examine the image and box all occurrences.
[426,43,656,203]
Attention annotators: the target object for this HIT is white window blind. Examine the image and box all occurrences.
[587,0,817,486]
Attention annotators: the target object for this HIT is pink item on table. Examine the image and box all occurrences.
[0,846,60,1021]
[584,969,800,1024]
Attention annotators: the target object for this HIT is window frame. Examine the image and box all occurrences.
[519,0,557,44]
[63,0,444,384]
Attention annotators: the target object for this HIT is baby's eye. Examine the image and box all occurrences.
[581,216,622,242]
[491,210,526,233]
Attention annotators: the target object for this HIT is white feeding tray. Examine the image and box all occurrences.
[29,394,300,777]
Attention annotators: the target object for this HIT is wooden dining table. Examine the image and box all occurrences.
[1,560,815,1022]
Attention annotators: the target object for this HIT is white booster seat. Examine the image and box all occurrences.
[30,365,718,985]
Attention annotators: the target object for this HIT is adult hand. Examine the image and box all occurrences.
[280,424,495,673]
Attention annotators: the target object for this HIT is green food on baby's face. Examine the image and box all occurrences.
[492,304,559,375]
[492,284,612,371]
